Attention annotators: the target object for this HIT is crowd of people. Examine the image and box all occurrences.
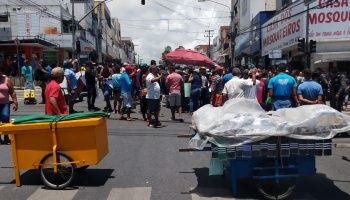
[1,56,350,132]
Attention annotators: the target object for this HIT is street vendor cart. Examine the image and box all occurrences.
[0,113,109,189]
[179,98,346,199]
[180,135,332,200]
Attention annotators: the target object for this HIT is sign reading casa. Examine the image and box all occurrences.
[261,3,305,56]
[309,0,350,40]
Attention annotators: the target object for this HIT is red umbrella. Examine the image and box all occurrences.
[164,49,217,67]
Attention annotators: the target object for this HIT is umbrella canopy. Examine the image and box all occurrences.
[164,49,217,67]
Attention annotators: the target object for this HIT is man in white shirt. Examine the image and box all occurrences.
[146,65,162,127]
[222,68,257,104]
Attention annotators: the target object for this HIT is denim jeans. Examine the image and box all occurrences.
[272,99,292,111]
[0,103,10,123]
[190,88,201,112]
[102,84,112,109]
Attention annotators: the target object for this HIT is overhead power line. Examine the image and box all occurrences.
[118,16,231,21]
[156,0,230,13]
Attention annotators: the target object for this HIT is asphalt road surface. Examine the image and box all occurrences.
[0,89,349,200]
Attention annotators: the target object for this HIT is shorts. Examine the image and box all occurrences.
[147,99,160,114]
[121,92,132,108]
[114,88,121,101]
[213,93,222,107]
[169,93,181,107]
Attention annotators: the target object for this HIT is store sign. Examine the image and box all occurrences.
[269,50,282,59]
[309,0,350,40]
[40,15,61,35]
[17,14,40,37]
[261,3,305,56]
[17,13,61,37]
[41,34,73,48]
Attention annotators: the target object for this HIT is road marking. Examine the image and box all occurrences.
[107,187,152,200]
[27,187,78,200]
[191,194,236,200]
[190,187,235,200]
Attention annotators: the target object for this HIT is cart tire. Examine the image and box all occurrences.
[39,152,76,190]
[77,165,89,172]
[256,178,296,200]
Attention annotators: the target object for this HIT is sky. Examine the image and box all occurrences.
[107,0,231,64]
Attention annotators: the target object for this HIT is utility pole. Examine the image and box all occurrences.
[305,3,310,68]
[97,4,102,63]
[231,0,238,68]
[72,2,76,60]
[204,30,214,59]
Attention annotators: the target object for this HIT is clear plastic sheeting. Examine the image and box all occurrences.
[190,99,350,149]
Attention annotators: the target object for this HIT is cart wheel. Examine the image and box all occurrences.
[39,152,76,190]
[77,165,89,172]
[256,178,296,200]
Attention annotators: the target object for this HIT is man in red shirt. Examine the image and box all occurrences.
[45,67,68,115]
[166,65,184,121]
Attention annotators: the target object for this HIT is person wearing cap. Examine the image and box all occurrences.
[211,66,224,107]
[45,67,68,116]
[188,67,202,113]
[119,65,133,121]
[146,64,162,127]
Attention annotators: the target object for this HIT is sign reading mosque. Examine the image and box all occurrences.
[308,0,350,40]
[261,0,350,56]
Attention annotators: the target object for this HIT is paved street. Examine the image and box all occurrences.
[0,89,349,200]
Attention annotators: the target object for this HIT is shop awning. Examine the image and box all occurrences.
[314,52,350,63]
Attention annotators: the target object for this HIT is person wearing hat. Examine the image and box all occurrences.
[119,65,134,121]
[146,64,162,127]
[45,67,68,116]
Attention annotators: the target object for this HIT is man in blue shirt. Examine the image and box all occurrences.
[21,59,34,89]
[64,62,79,113]
[112,65,122,114]
[297,69,323,105]
[222,67,233,86]
[268,64,299,110]
[119,65,133,121]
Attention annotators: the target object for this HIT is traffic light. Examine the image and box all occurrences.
[76,40,81,53]
[297,38,305,52]
[310,40,317,53]
[141,0,145,5]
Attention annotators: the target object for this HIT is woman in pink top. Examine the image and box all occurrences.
[0,68,18,144]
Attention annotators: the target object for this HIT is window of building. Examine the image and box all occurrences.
[0,15,8,22]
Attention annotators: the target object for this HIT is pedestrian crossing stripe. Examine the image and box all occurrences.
[107,187,152,200]
[27,188,78,200]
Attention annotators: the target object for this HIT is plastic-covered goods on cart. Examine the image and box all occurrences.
[0,112,109,189]
[190,98,350,149]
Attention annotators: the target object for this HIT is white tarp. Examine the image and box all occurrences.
[190,98,350,149]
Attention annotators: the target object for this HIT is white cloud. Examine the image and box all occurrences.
[107,0,230,64]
